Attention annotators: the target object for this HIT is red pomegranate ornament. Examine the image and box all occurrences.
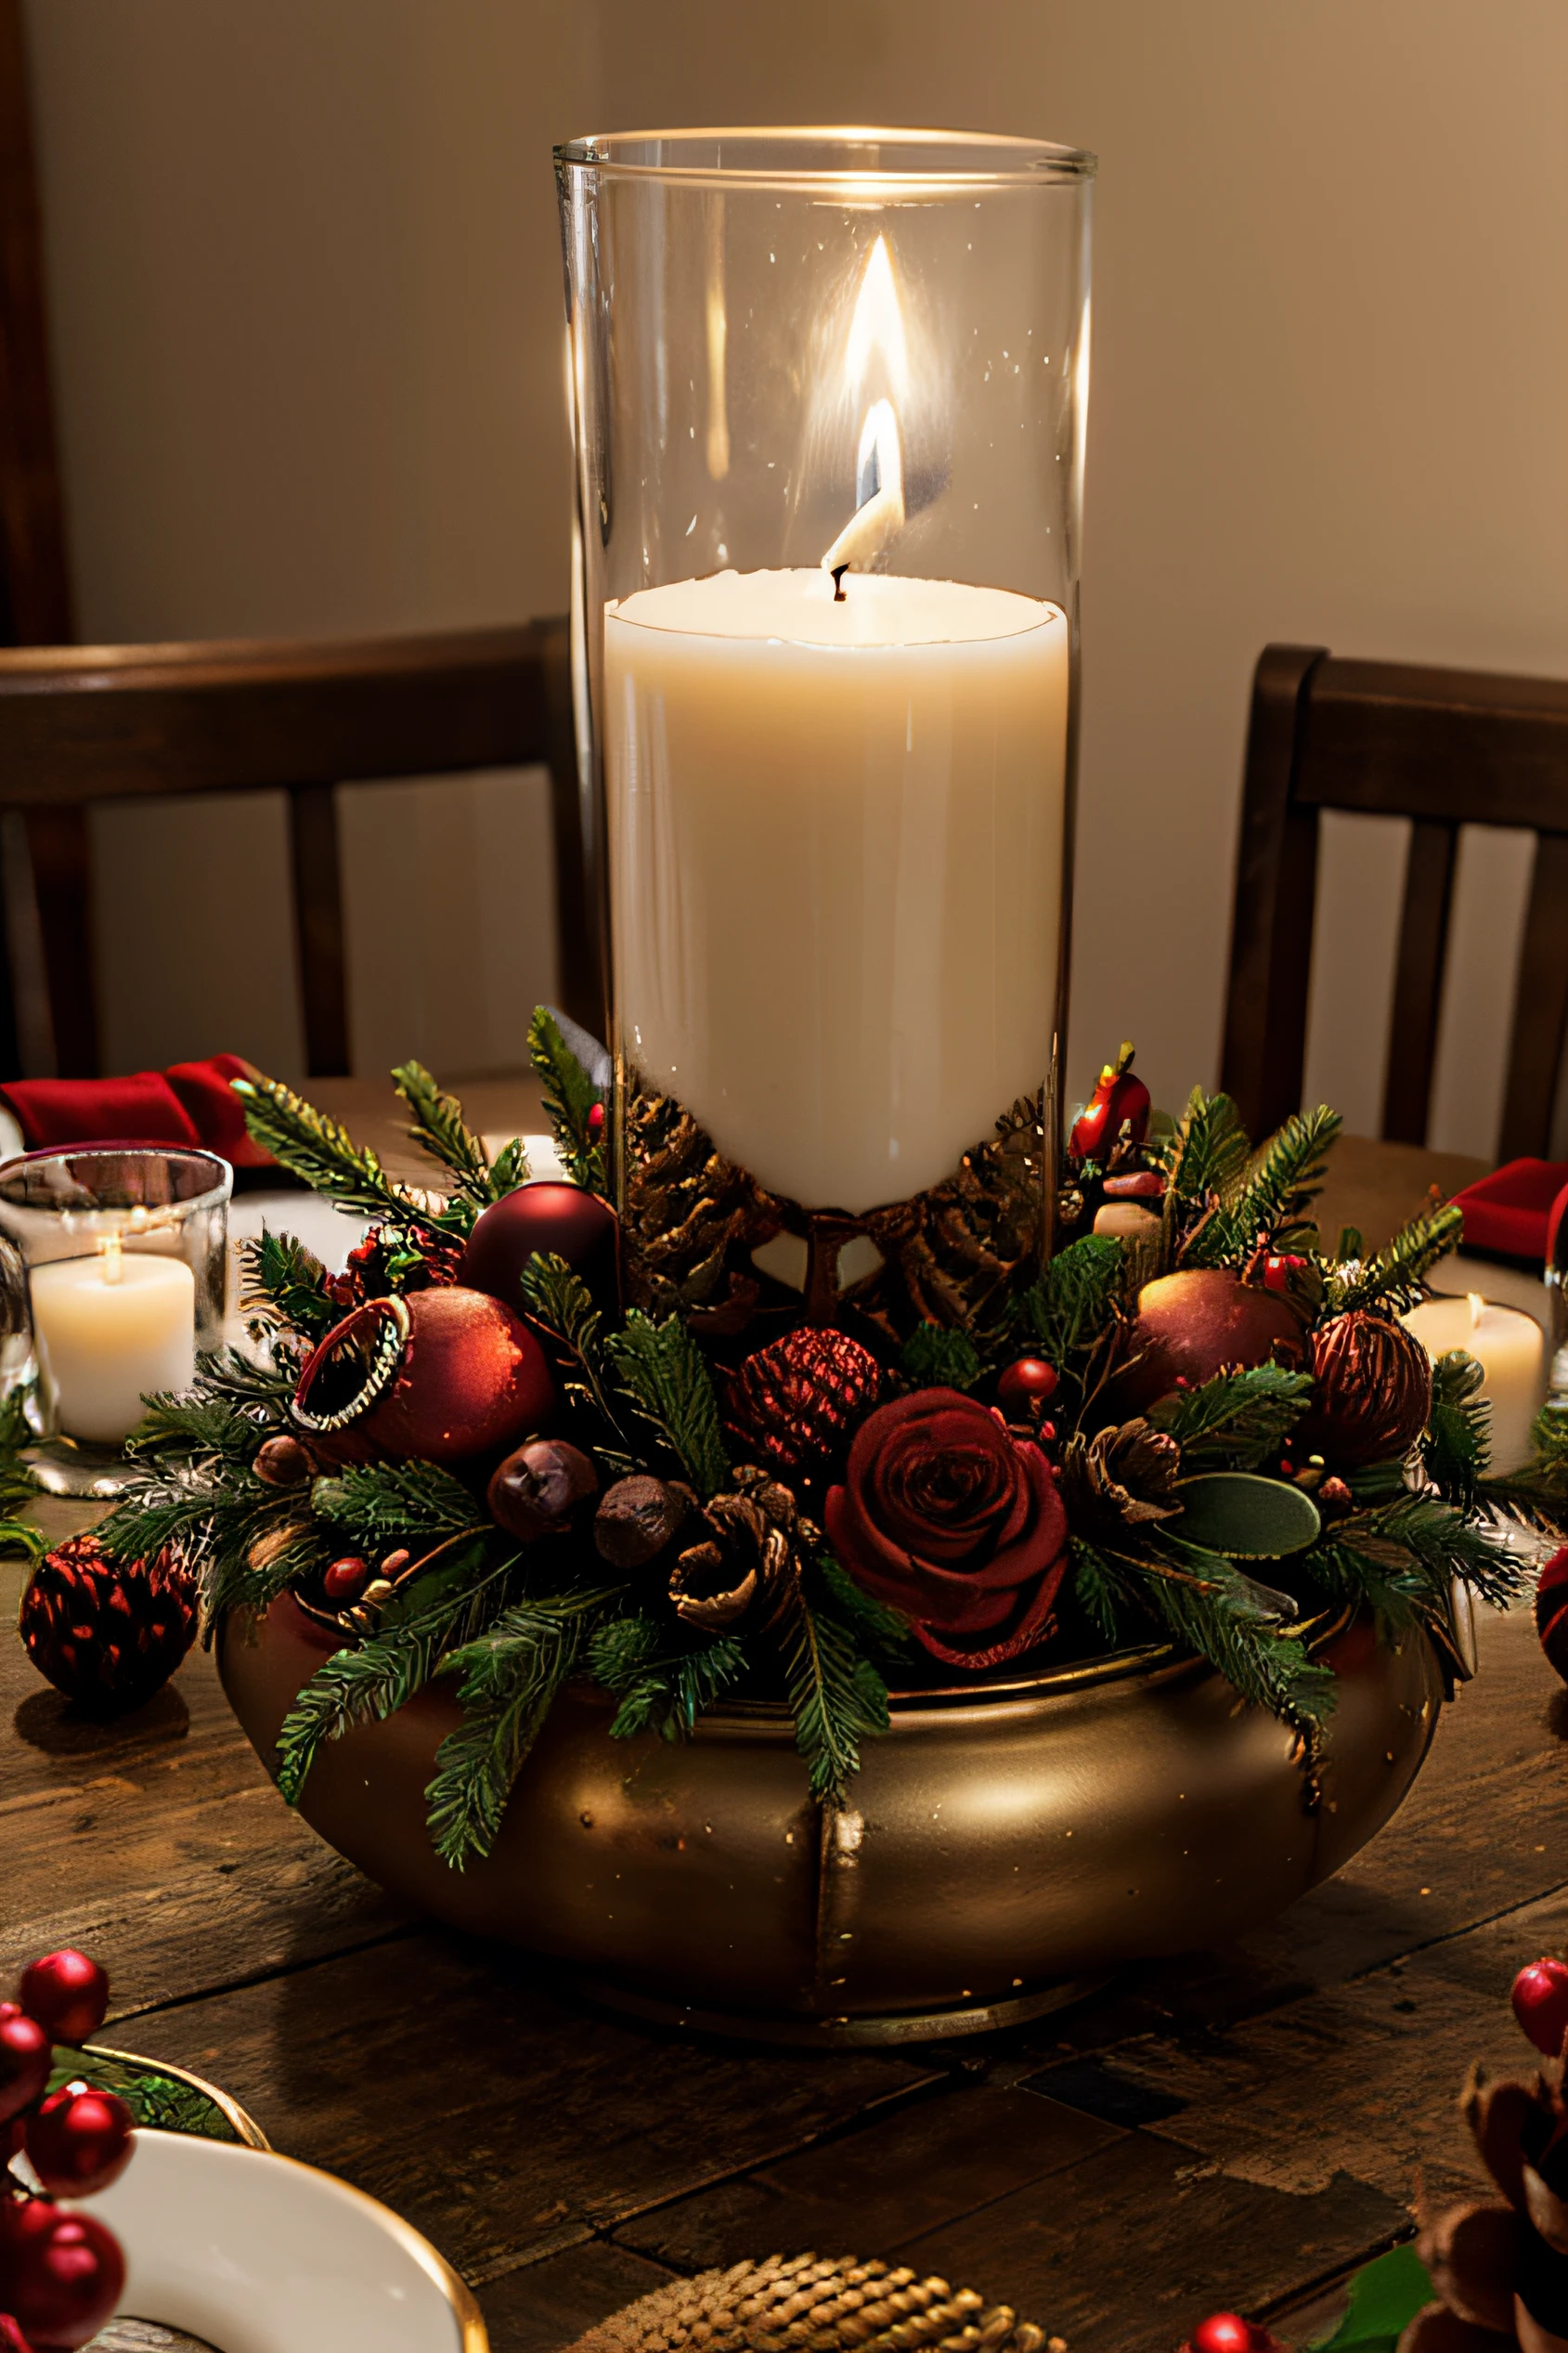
[1114,1268,1306,1414]
[724,1328,882,1478]
[1293,1309,1432,1467]
[292,1286,552,1465]
[459,1181,620,1320]
[19,1534,196,1717]
[0,2198,124,2349]
[1536,1547,1568,1687]
[24,2083,134,2198]
[1069,1042,1150,1164]
[17,1951,108,2048]
[1511,1956,1568,2059]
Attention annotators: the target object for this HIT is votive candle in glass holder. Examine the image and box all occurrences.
[557,129,1094,1310]
[0,1147,231,1494]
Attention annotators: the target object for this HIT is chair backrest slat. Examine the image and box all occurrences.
[287,784,350,1079]
[1222,644,1568,1162]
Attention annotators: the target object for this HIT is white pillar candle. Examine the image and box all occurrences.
[604,567,1069,1214]
[1402,1293,1547,1476]
[31,1248,196,1445]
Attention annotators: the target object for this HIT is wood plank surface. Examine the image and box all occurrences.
[3,1100,1561,2353]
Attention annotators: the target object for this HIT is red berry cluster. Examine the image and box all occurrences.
[323,1219,463,1312]
[1,1950,128,2350]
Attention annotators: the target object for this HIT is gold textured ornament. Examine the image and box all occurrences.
[563,2251,1062,2353]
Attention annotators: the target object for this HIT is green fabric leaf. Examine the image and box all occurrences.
[1306,2243,1434,2352]
[1173,1472,1322,1558]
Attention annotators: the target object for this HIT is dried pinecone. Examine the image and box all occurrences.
[19,1531,197,1716]
[324,1219,463,1311]
[859,1091,1047,1335]
[671,1469,801,1631]
[563,2249,1060,2353]
[621,1080,777,1325]
[1059,1420,1181,1540]
[725,1328,881,1478]
[1294,1308,1433,1468]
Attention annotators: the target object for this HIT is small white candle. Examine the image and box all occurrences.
[1402,1292,1547,1476]
[31,1243,196,1445]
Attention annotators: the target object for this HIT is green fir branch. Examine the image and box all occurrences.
[276,1616,458,1805]
[810,1552,918,1667]
[900,1325,982,1392]
[1147,1363,1314,1471]
[520,1252,631,1445]
[239,1228,339,1343]
[1140,1536,1337,1727]
[1328,1203,1465,1315]
[1070,1537,1140,1645]
[590,1614,748,1741]
[1477,1399,1568,1537]
[424,1588,621,1867]
[1184,1107,1341,1266]
[606,1309,729,1496]
[528,1007,606,1192]
[1420,1348,1490,1509]
[1161,1087,1251,1204]
[1018,1234,1125,1365]
[231,1072,411,1221]
[311,1460,482,1547]
[772,1583,890,1805]
[392,1061,520,1207]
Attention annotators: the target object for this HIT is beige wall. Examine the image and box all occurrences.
[21,1,1568,1142]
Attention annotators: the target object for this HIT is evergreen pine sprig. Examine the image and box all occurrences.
[1185,1106,1341,1266]
[1018,1234,1125,1367]
[1161,1087,1251,1204]
[1328,1203,1465,1315]
[1147,1363,1314,1472]
[1140,1535,1337,1727]
[811,1553,918,1667]
[311,1461,484,1546]
[1478,1399,1568,1533]
[773,1577,890,1806]
[1071,1538,1143,1646]
[590,1614,748,1741]
[899,1326,983,1392]
[424,1588,622,1866]
[232,1073,412,1222]
[392,1060,526,1208]
[240,1229,339,1342]
[1420,1349,1490,1509]
[528,1007,606,1192]
[606,1310,729,1496]
[519,1253,631,1450]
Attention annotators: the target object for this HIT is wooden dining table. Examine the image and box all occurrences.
[3,1087,1562,2353]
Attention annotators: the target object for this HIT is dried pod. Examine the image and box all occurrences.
[488,1440,599,1543]
[1418,2201,1523,2335]
[670,1488,798,1631]
[1060,1419,1181,1538]
[253,1435,313,1487]
[594,1476,694,1569]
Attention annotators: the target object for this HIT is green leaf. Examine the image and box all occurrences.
[311,1460,482,1545]
[1173,1472,1322,1558]
[231,1072,410,1221]
[1306,2243,1434,2352]
[392,1060,504,1205]
[1421,1347,1489,1506]
[528,1006,606,1192]
[606,1309,729,1496]
[773,1583,889,1804]
[1147,1362,1314,1471]
[899,1325,982,1392]
[1019,1234,1125,1364]
[1329,1202,1465,1315]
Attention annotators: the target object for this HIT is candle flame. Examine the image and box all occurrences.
[1467,1291,1485,1328]
[99,1231,123,1286]
[822,235,908,579]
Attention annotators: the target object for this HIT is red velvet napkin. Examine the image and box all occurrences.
[1449,1156,1568,1262]
[0,1055,275,1169]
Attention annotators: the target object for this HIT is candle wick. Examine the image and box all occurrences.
[831,563,849,604]
[100,1232,123,1286]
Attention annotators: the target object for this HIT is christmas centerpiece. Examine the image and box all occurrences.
[74,1019,1568,2035]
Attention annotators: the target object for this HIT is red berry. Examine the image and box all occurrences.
[1262,1254,1308,1294]
[18,1952,108,2048]
[25,2081,135,2196]
[0,2316,37,2353]
[323,1555,369,1604]
[1037,1420,1056,1444]
[0,2199,124,2348]
[1189,2318,1257,2353]
[996,1358,1059,1417]
[0,2007,52,2125]
[1511,1956,1568,2058]
[587,1101,605,1141]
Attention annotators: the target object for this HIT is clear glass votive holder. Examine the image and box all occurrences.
[0,1146,231,1495]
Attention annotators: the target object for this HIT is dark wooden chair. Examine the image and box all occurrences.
[0,623,600,1079]
[1221,644,1568,1161]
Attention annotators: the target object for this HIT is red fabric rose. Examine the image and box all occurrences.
[824,1387,1069,1670]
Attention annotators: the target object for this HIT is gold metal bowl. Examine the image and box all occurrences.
[221,1596,1445,2043]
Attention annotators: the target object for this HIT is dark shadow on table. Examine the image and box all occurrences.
[12,1679,189,1754]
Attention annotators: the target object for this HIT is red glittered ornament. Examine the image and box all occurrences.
[25,2083,134,2198]
[0,2198,124,2349]
[1511,1956,1568,2058]
[0,2007,51,2125]
[292,1286,552,1465]
[725,1327,882,1477]
[1114,1269,1305,1414]
[18,1950,108,2048]
[459,1181,619,1320]
[19,1534,196,1718]
[1536,1546,1568,1686]
[1293,1310,1432,1468]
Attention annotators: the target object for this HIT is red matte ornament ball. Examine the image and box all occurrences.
[996,1358,1058,1417]
[0,2199,124,2349]
[1511,1956,1568,2059]
[1536,1547,1568,1686]
[1115,1269,1305,1414]
[458,1181,620,1320]
[25,2082,134,2197]
[0,2006,51,2125]
[18,1949,108,2048]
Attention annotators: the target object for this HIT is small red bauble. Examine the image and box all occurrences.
[1069,1044,1151,1163]
[1511,1956,1568,2058]
[25,2082,134,2197]
[0,2007,51,2125]
[292,1286,553,1465]
[997,1358,1058,1417]
[0,2199,124,2349]
[1261,1253,1308,1294]
[323,1556,369,1604]
[1536,1547,1568,1686]
[1188,2317,1266,2353]
[1114,1269,1304,1413]
[458,1181,619,1320]
[19,1533,197,1718]
[18,1950,108,2048]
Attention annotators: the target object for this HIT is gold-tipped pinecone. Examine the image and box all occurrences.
[562,2250,1062,2353]
[1059,1419,1181,1538]
[670,1470,802,1632]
